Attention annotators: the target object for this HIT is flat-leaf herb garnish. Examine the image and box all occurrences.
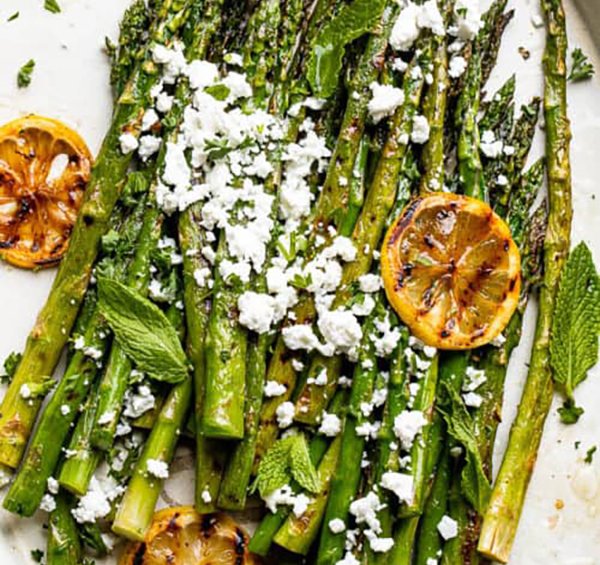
[568,47,594,82]
[550,242,600,424]
[44,0,62,14]
[97,277,188,384]
[17,60,35,88]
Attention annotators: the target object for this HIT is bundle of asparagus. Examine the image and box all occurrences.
[0,0,596,564]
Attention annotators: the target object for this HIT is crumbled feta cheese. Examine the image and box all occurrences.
[119,132,139,154]
[276,402,295,428]
[292,493,311,517]
[318,413,342,437]
[20,384,31,399]
[238,291,277,334]
[453,0,483,40]
[411,115,431,144]
[201,488,212,504]
[146,458,169,479]
[40,494,56,513]
[368,82,405,124]
[418,1,446,36]
[47,477,59,495]
[449,56,467,78]
[437,515,458,540]
[329,518,347,534]
[358,274,382,293]
[264,380,287,397]
[496,174,509,186]
[463,391,483,408]
[337,553,360,565]
[141,109,159,131]
[480,130,503,158]
[123,385,155,419]
[186,59,219,89]
[349,492,384,533]
[368,535,394,553]
[394,410,428,450]
[317,309,363,356]
[390,3,421,51]
[138,135,162,160]
[60,404,71,416]
[72,475,124,524]
[381,472,414,505]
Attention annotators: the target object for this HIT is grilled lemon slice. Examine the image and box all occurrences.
[120,507,262,565]
[381,193,521,350]
[0,115,91,269]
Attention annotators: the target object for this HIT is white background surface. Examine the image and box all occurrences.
[0,0,599,563]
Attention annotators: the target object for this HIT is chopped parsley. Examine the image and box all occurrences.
[585,446,597,464]
[17,59,36,88]
[8,11,19,22]
[44,0,62,14]
[30,549,44,563]
[1,351,22,384]
[568,48,594,82]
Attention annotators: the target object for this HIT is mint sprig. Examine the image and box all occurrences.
[550,242,600,424]
[253,434,320,498]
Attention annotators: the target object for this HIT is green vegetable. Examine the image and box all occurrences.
[568,47,594,82]
[585,446,597,464]
[550,242,600,423]
[97,277,188,384]
[307,0,386,98]
[17,59,35,88]
[44,0,61,14]
[253,434,320,498]
[30,549,44,563]
[438,385,491,514]
[0,352,22,384]
[8,12,19,22]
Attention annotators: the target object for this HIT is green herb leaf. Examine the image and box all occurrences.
[550,242,600,423]
[558,400,584,425]
[17,59,36,88]
[307,0,386,98]
[568,48,594,82]
[8,12,19,22]
[253,434,320,498]
[585,445,597,464]
[289,433,320,493]
[30,549,44,563]
[97,278,188,383]
[1,351,22,384]
[438,386,491,513]
[44,0,62,14]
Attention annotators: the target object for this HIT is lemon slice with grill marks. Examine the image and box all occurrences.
[381,193,521,350]
[0,115,91,269]
[119,507,262,565]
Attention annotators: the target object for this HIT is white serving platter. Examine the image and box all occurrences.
[0,0,599,563]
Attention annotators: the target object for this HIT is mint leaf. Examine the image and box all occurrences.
[308,0,386,98]
[98,278,188,383]
[44,0,62,14]
[438,386,491,513]
[17,60,35,88]
[289,434,320,494]
[253,434,320,498]
[568,48,594,82]
[550,242,600,423]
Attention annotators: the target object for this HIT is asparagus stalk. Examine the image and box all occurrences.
[273,436,343,555]
[3,190,150,516]
[315,315,379,565]
[248,391,347,557]
[254,5,398,462]
[389,517,419,565]
[46,493,82,565]
[294,42,432,425]
[0,0,191,470]
[112,308,191,541]
[479,16,572,543]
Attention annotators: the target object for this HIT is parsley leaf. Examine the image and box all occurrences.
[44,0,62,14]
[1,351,22,384]
[550,242,600,424]
[438,385,491,513]
[8,12,19,22]
[97,277,188,383]
[585,446,597,464]
[30,549,44,563]
[17,59,36,88]
[253,434,320,498]
[568,48,594,82]
[308,0,386,98]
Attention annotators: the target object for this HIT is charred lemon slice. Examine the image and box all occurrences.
[0,115,92,269]
[381,193,521,350]
[120,507,262,565]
